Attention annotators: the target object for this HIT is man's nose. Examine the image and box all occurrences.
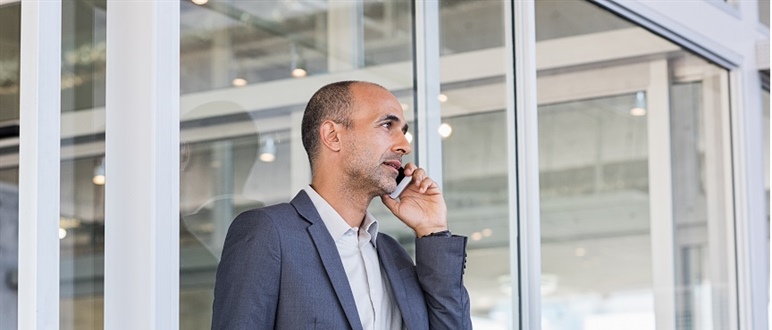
[395,132,412,155]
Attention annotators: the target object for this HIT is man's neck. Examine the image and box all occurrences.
[310,178,371,228]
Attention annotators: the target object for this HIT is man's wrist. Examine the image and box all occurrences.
[415,225,450,237]
[421,230,452,238]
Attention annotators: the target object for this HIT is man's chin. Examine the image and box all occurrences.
[378,180,397,196]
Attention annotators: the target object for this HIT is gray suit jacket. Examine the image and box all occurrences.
[211,191,471,329]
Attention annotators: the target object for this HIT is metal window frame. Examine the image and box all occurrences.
[589,1,769,329]
[103,1,180,329]
[18,0,61,328]
[413,0,443,184]
[506,1,542,328]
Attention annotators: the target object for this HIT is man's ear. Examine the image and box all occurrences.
[320,120,342,152]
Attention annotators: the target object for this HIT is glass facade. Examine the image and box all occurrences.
[60,1,106,329]
[0,0,769,329]
[176,1,515,327]
[178,1,416,328]
[439,1,511,327]
[0,3,19,329]
[536,1,734,329]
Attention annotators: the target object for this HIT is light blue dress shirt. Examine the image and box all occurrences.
[303,186,403,330]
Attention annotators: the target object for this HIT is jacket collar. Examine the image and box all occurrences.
[290,190,365,330]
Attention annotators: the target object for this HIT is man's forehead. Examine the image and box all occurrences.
[350,83,403,114]
[350,82,395,99]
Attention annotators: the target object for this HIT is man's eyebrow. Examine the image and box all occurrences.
[381,114,409,133]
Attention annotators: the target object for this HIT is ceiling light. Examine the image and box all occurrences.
[630,91,647,116]
[574,247,586,257]
[405,132,413,143]
[191,0,208,5]
[232,78,248,87]
[291,68,307,78]
[400,103,409,111]
[93,157,105,185]
[438,123,452,138]
[59,228,67,240]
[471,232,482,241]
[290,43,307,78]
[482,228,492,237]
[437,94,448,102]
[259,137,276,163]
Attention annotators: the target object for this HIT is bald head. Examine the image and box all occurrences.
[301,80,389,170]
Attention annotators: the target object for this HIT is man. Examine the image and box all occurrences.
[212,81,471,330]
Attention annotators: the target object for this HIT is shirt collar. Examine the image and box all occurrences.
[303,186,379,247]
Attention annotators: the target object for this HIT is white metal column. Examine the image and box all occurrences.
[18,0,61,329]
[647,59,677,330]
[508,0,541,328]
[730,64,768,330]
[413,0,443,185]
[104,1,180,329]
[327,1,363,72]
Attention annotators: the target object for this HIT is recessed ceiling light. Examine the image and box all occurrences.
[232,78,248,87]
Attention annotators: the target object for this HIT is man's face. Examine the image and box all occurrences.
[340,84,412,196]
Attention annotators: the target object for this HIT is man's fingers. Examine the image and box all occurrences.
[381,194,398,209]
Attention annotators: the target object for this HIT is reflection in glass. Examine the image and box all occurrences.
[536,1,734,329]
[442,110,511,328]
[540,94,652,329]
[59,0,107,329]
[0,2,20,329]
[180,1,412,94]
[438,1,512,327]
[762,85,769,328]
[179,1,415,328]
[763,86,769,221]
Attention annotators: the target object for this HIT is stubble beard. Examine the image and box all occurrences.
[344,155,396,198]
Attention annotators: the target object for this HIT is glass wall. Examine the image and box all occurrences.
[438,1,512,328]
[178,1,415,328]
[178,0,513,328]
[0,3,19,329]
[0,1,107,329]
[60,1,106,329]
[3,0,765,328]
[762,81,769,330]
[536,1,734,329]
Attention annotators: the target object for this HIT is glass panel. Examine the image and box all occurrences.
[179,1,414,328]
[535,1,734,329]
[0,166,18,330]
[438,1,512,328]
[0,2,20,329]
[763,84,769,225]
[60,0,106,329]
[762,84,769,327]
[180,1,412,93]
[440,0,504,55]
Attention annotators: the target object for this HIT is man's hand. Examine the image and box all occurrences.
[380,163,448,237]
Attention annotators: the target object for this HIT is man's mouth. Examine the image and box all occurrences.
[382,160,402,172]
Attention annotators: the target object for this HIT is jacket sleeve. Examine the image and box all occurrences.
[414,236,472,330]
[211,210,281,330]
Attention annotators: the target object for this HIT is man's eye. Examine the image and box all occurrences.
[381,122,392,128]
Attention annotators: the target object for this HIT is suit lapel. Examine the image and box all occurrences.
[376,235,413,328]
[291,191,364,330]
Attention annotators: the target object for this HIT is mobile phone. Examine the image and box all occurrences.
[389,167,412,199]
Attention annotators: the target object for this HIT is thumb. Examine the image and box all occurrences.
[380,194,399,212]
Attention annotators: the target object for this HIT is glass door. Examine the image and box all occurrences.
[535,1,735,329]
